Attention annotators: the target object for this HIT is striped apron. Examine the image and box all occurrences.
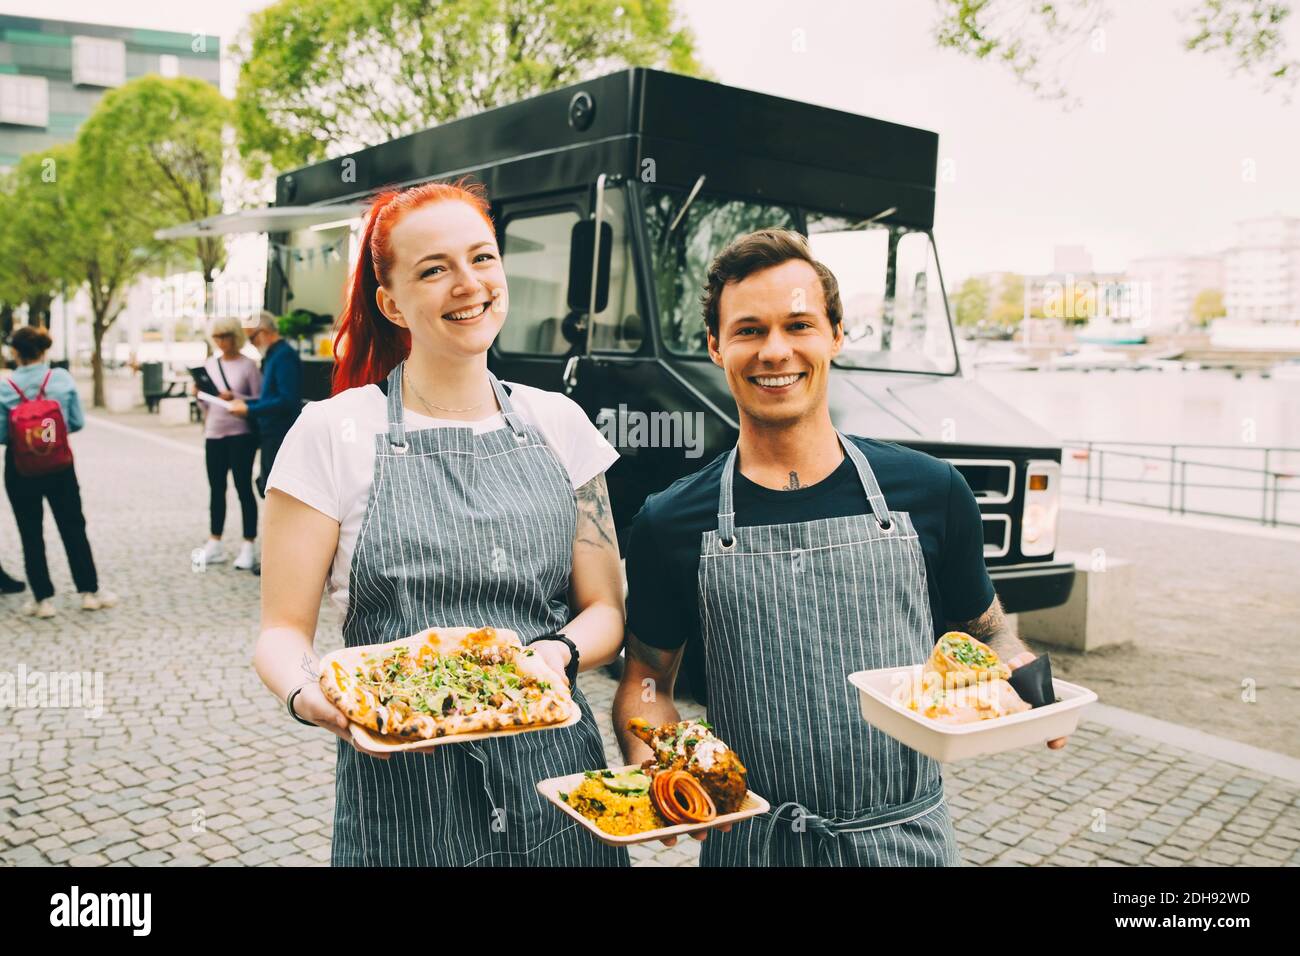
[331,361,628,868]
[697,432,962,867]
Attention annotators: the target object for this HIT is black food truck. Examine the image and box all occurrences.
[265,68,1073,694]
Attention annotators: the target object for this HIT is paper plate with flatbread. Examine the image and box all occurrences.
[319,626,580,754]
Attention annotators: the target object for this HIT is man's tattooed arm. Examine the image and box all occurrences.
[574,472,618,551]
[946,596,1032,664]
[613,633,684,762]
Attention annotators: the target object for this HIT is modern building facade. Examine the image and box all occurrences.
[0,15,219,170]
[1209,216,1300,349]
[1222,216,1300,324]
[1,16,223,366]
[1127,254,1224,332]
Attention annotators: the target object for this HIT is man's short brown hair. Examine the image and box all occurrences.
[701,228,843,339]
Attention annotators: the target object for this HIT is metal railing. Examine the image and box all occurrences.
[1061,439,1300,528]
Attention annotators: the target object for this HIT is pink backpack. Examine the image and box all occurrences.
[7,371,73,477]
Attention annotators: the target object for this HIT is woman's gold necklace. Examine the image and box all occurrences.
[404,367,488,414]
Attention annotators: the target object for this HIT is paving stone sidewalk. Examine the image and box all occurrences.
[1,412,1297,867]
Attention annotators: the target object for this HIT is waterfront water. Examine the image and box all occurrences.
[974,368,1300,526]
[975,367,1300,447]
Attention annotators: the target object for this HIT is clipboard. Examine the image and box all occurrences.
[188,366,220,397]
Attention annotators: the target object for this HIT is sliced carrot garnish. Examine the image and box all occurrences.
[650,770,717,826]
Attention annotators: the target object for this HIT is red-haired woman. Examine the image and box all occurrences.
[252,180,628,867]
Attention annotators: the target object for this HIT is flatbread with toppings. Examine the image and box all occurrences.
[320,626,573,741]
[899,630,1030,724]
[929,631,1013,689]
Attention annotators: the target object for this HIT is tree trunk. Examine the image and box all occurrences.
[203,262,217,359]
[92,318,106,409]
[29,293,53,328]
[204,262,217,316]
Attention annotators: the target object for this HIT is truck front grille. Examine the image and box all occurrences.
[949,459,1015,504]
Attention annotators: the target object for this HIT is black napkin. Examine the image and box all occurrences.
[1008,654,1057,708]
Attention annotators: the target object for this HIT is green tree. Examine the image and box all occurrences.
[37,144,161,408]
[0,154,76,335]
[1191,287,1227,325]
[232,0,708,176]
[934,0,1296,102]
[952,276,991,327]
[990,272,1026,327]
[76,76,233,315]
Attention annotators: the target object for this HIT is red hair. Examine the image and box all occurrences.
[331,178,495,394]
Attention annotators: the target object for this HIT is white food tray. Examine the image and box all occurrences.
[537,765,770,846]
[848,665,1098,763]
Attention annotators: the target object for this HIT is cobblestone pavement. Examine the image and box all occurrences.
[1045,508,1300,759]
[1,413,1298,867]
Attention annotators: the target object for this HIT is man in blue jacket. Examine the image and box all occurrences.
[229,311,302,498]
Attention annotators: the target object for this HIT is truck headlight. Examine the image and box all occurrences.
[1021,460,1061,557]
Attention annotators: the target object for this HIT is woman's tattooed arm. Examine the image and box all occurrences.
[574,472,618,551]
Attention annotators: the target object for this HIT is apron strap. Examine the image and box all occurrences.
[488,372,529,442]
[716,446,739,544]
[384,362,407,451]
[384,362,527,449]
[715,432,894,541]
[836,432,894,529]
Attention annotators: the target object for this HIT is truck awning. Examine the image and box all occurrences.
[154,204,368,240]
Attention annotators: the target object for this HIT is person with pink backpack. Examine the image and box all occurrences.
[1,326,116,618]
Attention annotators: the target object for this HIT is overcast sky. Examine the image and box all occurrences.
[3,0,1298,279]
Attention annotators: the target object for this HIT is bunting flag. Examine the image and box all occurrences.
[266,236,347,273]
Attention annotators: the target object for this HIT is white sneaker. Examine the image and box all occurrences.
[198,539,227,565]
[81,591,118,611]
[233,541,257,570]
[25,599,56,618]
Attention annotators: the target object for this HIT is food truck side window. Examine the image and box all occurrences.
[498,209,582,355]
[588,187,644,354]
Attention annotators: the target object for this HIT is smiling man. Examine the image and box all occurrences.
[614,228,1063,868]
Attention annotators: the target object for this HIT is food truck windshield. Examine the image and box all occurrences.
[642,185,960,376]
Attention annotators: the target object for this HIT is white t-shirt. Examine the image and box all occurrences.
[266,381,618,614]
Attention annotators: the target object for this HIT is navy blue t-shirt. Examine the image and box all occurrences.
[626,436,995,653]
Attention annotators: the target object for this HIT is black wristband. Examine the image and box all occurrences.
[531,632,579,687]
[287,683,317,727]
